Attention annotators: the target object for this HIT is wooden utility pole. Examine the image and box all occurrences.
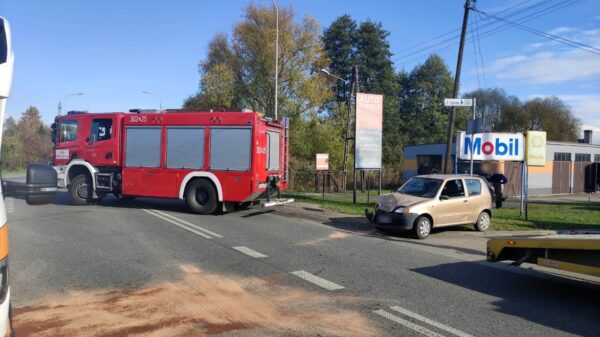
[443,0,471,173]
[341,66,357,190]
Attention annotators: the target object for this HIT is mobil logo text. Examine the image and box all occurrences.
[457,132,524,161]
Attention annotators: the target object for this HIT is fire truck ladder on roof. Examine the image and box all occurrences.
[282,118,290,184]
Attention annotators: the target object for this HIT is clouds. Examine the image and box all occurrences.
[486,25,600,127]
[489,26,600,84]
[492,50,600,83]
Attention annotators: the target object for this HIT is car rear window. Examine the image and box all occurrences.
[466,179,482,196]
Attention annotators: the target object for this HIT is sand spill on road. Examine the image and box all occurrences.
[296,231,352,246]
[14,264,379,336]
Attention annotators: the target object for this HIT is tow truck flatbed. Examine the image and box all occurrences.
[487,230,600,278]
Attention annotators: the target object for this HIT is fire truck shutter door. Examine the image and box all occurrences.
[267,131,280,171]
[210,127,251,171]
[125,127,161,168]
[167,127,204,169]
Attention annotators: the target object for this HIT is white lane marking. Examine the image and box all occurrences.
[290,270,345,291]
[374,310,445,337]
[150,209,223,238]
[232,246,268,258]
[390,306,475,337]
[141,209,212,239]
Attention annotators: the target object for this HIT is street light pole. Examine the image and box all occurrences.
[64,92,84,115]
[272,0,279,120]
[142,90,162,112]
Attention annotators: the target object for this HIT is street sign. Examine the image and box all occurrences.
[355,93,383,169]
[525,131,547,166]
[466,117,485,135]
[457,132,524,161]
[444,98,473,107]
[316,153,329,171]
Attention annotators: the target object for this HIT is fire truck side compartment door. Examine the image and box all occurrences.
[122,126,176,197]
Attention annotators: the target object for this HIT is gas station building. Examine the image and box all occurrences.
[403,130,600,196]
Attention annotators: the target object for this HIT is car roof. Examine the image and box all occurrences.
[414,174,483,181]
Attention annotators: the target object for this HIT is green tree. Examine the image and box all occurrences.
[500,96,580,141]
[401,55,454,145]
[322,15,356,104]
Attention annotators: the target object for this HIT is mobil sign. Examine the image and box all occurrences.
[457,132,524,161]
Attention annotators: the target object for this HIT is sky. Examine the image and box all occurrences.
[2,0,599,132]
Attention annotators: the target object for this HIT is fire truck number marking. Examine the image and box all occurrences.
[129,115,148,123]
[56,149,70,160]
[257,147,267,154]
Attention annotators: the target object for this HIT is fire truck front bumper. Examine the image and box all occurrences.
[2,164,57,205]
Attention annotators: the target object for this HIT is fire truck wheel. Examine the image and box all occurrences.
[185,179,218,215]
[68,174,95,205]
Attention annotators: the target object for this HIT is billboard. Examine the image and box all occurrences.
[355,93,383,169]
[457,132,524,161]
[316,153,329,171]
[525,131,547,166]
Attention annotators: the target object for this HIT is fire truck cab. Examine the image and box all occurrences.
[51,110,291,214]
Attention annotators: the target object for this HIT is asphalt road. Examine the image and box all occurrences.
[5,190,600,337]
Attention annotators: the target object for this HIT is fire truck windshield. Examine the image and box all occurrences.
[59,120,78,142]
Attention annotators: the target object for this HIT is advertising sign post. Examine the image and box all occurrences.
[355,93,383,203]
[316,153,329,200]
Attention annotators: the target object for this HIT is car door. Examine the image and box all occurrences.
[434,179,468,226]
[464,178,485,223]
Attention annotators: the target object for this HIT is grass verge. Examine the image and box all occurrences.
[285,192,600,231]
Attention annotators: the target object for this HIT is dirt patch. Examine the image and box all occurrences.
[14,264,379,337]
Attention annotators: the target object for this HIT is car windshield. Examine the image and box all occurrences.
[397,177,443,198]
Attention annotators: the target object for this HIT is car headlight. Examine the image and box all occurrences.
[394,207,409,214]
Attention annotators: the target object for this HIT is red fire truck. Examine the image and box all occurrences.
[50,110,291,214]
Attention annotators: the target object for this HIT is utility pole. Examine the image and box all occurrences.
[341,66,357,191]
[352,67,359,204]
[443,0,471,173]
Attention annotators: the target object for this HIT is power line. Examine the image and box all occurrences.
[474,7,600,56]
[470,20,482,89]
[394,0,583,66]
[473,6,487,88]
[393,0,551,62]
[393,0,535,55]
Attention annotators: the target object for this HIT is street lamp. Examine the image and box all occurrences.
[319,68,347,83]
[64,92,84,115]
[272,0,279,120]
[142,90,162,112]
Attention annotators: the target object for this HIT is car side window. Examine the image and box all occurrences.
[465,179,482,196]
[441,179,465,198]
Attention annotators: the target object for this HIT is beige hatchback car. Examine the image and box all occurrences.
[366,174,492,239]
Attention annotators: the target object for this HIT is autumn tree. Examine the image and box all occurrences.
[184,4,332,119]
[1,106,52,170]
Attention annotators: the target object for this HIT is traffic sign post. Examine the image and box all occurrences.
[445,98,477,175]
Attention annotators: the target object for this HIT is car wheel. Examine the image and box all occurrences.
[68,174,95,205]
[474,211,491,232]
[185,179,218,215]
[413,216,432,240]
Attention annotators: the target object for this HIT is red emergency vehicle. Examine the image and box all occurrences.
[51,110,291,214]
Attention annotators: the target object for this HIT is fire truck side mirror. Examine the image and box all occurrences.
[51,123,57,144]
